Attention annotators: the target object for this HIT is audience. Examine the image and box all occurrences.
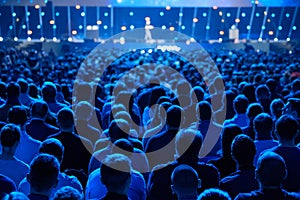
[198,188,231,200]
[0,174,17,199]
[52,186,83,200]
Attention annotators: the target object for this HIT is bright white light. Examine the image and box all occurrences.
[274,38,278,42]
[258,38,262,42]
[79,25,83,29]
[104,25,108,30]
[162,25,166,30]
[12,12,16,17]
[160,12,164,16]
[129,12,134,16]
[0,37,3,42]
[68,37,72,42]
[203,12,207,17]
[27,37,31,41]
[37,25,41,29]
[256,13,260,17]
[179,13,183,17]
[53,37,57,41]
[130,25,134,30]
[241,12,246,17]
[218,38,223,42]
[104,12,108,17]
[148,49,153,54]
[206,25,210,30]
[140,50,145,54]
[22,25,26,29]
[40,37,45,42]
[13,37,18,41]
[278,26,282,30]
[41,12,45,16]
[117,0,122,3]
[181,25,185,30]
[286,37,290,41]
[247,25,251,30]
[226,13,231,17]
[289,50,292,54]
[286,13,290,18]
[81,12,85,17]
[292,26,297,30]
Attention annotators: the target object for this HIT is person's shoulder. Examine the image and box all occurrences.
[235,190,261,200]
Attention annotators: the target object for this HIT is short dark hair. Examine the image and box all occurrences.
[197,188,231,200]
[233,95,249,114]
[108,119,130,142]
[231,134,256,165]
[17,78,29,93]
[291,79,300,92]
[270,99,285,119]
[255,85,271,100]
[275,114,299,140]
[0,124,20,147]
[7,106,27,126]
[6,82,20,98]
[198,101,212,121]
[39,138,64,163]
[175,129,203,158]
[52,186,83,200]
[42,82,57,99]
[254,113,274,137]
[57,108,75,128]
[28,153,60,191]
[167,105,183,128]
[31,101,48,118]
[221,124,243,157]
[171,164,198,192]
[246,103,263,119]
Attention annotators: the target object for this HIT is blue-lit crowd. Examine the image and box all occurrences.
[0,44,300,200]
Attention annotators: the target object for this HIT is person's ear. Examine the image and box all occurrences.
[170,184,175,194]
[197,179,201,189]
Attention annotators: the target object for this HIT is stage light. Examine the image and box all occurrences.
[255,0,259,4]
[81,12,85,17]
[271,13,275,18]
[203,12,207,17]
[206,25,210,30]
[258,38,262,42]
[121,26,126,31]
[219,30,224,35]
[50,20,55,25]
[241,12,246,17]
[221,19,225,23]
[129,12,134,16]
[289,50,292,54]
[286,37,290,41]
[78,25,83,29]
[268,30,274,35]
[27,30,32,35]
[140,50,145,54]
[22,25,26,29]
[12,12,16,17]
[235,18,240,23]
[262,25,265,30]
[186,40,191,45]
[13,37,18,41]
[226,13,231,17]
[286,13,290,18]
[104,25,108,30]
[181,25,185,30]
[9,25,13,30]
[170,26,175,31]
[145,17,150,21]
[108,4,112,8]
[264,11,267,16]
[68,37,72,42]
[40,37,45,42]
[27,37,31,41]
[166,6,171,10]
[27,12,30,16]
[148,49,153,53]
[160,12,164,16]
[97,20,102,25]
[130,25,134,30]
[162,25,166,30]
[104,12,108,17]
[274,38,278,41]
[247,25,251,30]
[267,19,271,22]
[218,38,223,42]
[37,25,41,29]
[72,30,77,35]
[293,26,297,30]
[117,0,122,3]
[41,12,45,16]
[179,13,183,17]
[219,11,223,16]
[0,37,3,42]
[55,12,59,16]
[53,37,57,41]
[53,25,57,29]
[213,6,218,10]
[75,5,80,9]
[16,18,20,22]
[86,25,92,30]
[278,26,282,30]
[193,18,198,23]
[256,13,260,17]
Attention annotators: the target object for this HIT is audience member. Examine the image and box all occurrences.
[42,82,66,114]
[52,186,83,200]
[0,174,17,199]
[242,103,263,140]
[255,85,271,114]
[198,188,231,200]
[2,191,29,200]
[17,78,36,107]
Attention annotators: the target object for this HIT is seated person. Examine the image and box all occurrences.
[197,188,231,200]
[2,191,29,200]
[171,164,200,200]
[0,174,17,199]
[235,152,300,200]
[52,186,83,200]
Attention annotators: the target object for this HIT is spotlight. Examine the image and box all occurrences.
[0,37,3,42]
[34,4,40,9]
[27,37,31,41]
[75,5,80,9]
[274,38,278,41]
[219,30,224,35]
[50,20,55,25]
[121,26,126,31]
[53,37,57,41]
[22,25,26,29]
[129,12,134,16]
[258,38,262,42]
[193,18,198,23]
[104,12,108,17]
[97,20,102,25]
[278,26,282,30]
[27,30,33,35]
[166,6,171,10]
[40,37,45,42]
[218,38,223,42]
[160,12,164,16]
[12,12,16,17]
[256,13,260,17]
[103,25,108,30]
[81,12,85,17]
[292,26,297,31]
[13,37,18,41]
[179,13,183,17]
[235,18,240,23]
[286,38,290,41]
[170,27,175,31]
[241,12,246,17]
[162,25,166,30]
[203,12,207,17]
[68,37,72,42]
[181,25,185,30]
[268,31,274,35]
[130,25,134,30]
[206,25,210,30]
[286,13,290,18]
[72,30,77,35]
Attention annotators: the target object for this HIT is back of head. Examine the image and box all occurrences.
[275,114,299,141]
[175,129,203,160]
[270,99,285,119]
[221,124,243,157]
[42,82,57,99]
[292,79,300,93]
[246,103,263,119]
[100,154,132,192]
[39,138,64,163]
[6,82,20,98]
[8,106,27,126]
[192,86,204,102]
[266,78,277,92]
[52,186,83,200]
[242,84,256,103]
[233,95,249,114]
[197,188,231,200]
[231,134,256,166]
[108,119,130,142]
[111,139,134,158]
[2,192,29,200]
[31,101,48,119]
[74,101,93,121]
[171,164,199,194]
[0,124,20,147]
[167,105,183,128]
[17,78,29,93]
[255,85,271,100]
[256,152,287,187]
[253,113,274,139]
[0,81,6,99]
[198,101,212,121]
[28,153,60,192]
[74,82,92,102]
[57,108,75,129]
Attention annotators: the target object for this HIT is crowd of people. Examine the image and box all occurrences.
[0,43,300,200]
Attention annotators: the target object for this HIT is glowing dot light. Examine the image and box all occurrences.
[219,11,223,16]
[12,12,16,17]
[121,26,126,31]
[256,13,260,17]
[292,26,297,30]
[286,38,290,41]
[166,5,171,10]
[181,25,185,30]
[79,25,83,29]
[104,12,108,17]
[14,37,18,41]
[160,12,164,16]
[72,30,77,35]
[162,25,166,29]
[55,12,59,16]
[75,5,80,9]
[103,25,108,29]
[129,11,134,16]
[170,26,175,31]
[286,13,290,18]
[41,12,45,16]
[27,37,31,41]
[50,20,55,24]
[247,25,251,30]
[22,25,26,29]
[271,13,275,18]
[268,30,274,35]
[219,30,225,35]
[226,13,231,17]
[278,26,282,30]
[97,20,102,25]
[274,38,278,41]
[130,25,134,30]
[193,18,198,23]
[34,4,40,9]
[206,25,210,30]
[262,25,266,30]
[27,30,32,35]
[241,12,246,17]
[258,38,262,42]
[235,18,240,23]
[37,25,41,29]
[213,6,218,10]
[203,12,207,17]
[81,12,85,17]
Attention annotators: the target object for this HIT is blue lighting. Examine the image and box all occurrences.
[129,11,134,16]
[206,25,210,30]
[203,12,207,17]
[79,25,83,29]
[104,12,108,17]
[12,12,16,17]
[41,12,45,16]
[104,25,108,29]
[278,26,282,30]
[181,25,185,30]
[44,0,48,3]
[37,25,41,29]
[55,12,60,16]
[271,13,276,18]
[247,25,251,30]
[9,25,13,30]
[81,12,85,17]
[162,25,166,30]
[241,12,246,17]
[262,25,265,30]
[286,13,290,18]
[160,11,164,16]
[293,26,297,30]
[226,13,231,17]
[53,25,57,29]
[130,25,134,30]
[27,12,30,16]
[22,25,26,29]
[256,13,260,17]
[179,12,183,17]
